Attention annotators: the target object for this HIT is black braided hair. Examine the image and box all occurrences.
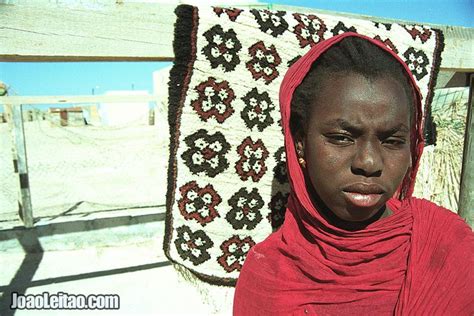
[290,36,415,137]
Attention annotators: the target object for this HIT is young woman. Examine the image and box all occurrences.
[233,33,473,315]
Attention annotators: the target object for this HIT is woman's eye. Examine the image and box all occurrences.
[326,134,353,145]
[383,138,407,147]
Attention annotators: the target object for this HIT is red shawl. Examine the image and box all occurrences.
[234,33,474,315]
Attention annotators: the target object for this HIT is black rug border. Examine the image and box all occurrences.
[163,4,238,287]
[422,27,445,146]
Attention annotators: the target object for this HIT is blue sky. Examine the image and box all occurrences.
[271,0,473,27]
[0,62,170,96]
[0,0,472,98]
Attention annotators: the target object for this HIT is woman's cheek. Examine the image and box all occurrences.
[326,153,341,168]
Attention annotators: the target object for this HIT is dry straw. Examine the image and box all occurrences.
[414,88,469,212]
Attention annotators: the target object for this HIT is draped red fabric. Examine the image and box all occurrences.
[233,33,474,315]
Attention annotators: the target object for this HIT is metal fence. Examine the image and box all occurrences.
[0,94,169,228]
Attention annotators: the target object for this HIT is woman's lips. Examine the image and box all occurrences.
[342,183,386,208]
[342,191,384,208]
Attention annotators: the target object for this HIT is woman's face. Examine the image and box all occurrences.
[296,72,412,222]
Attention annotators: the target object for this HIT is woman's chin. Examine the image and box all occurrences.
[336,204,387,223]
[310,189,389,225]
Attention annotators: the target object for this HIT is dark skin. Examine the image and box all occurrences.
[295,73,412,227]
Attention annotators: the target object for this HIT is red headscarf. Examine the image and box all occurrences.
[234,33,474,315]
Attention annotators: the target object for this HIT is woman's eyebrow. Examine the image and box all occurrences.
[322,119,409,134]
[382,124,410,134]
[323,119,363,132]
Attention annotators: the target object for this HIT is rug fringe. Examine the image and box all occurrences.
[172,263,235,315]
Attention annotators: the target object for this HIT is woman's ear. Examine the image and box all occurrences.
[294,130,305,158]
[294,132,306,168]
[295,140,304,158]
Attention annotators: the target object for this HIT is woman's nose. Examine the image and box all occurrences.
[351,140,383,177]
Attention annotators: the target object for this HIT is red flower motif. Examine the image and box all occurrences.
[246,41,281,85]
[217,235,256,272]
[293,13,326,48]
[235,137,269,182]
[192,77,235,123]
[404,25,432,43]
[178,181,221,226]
[213,7,243,21]
[373,36,399,54]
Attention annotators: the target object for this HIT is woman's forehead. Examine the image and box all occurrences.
[306,73,412,126]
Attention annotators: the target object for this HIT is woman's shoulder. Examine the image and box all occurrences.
[243,230,281,268]
[405,196,473,246]
[407,197,467,223]
[402,197,474,313]
[234,231,288,315]
[237,229,293,285]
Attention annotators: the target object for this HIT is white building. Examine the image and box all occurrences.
[99,90,150,126]
[152,65,172,127]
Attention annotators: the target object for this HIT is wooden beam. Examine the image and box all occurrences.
[0,2,176,61]
[458,75,474,228]
[435,71,456,89]
[0,2,473,72]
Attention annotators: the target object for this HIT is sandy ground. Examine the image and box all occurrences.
[0,219,234,316]
[0,121,169,225]
[0,118,235,315]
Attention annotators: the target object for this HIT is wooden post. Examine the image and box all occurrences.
[459,75,474,228]
[4,104,16,166]
[11,104,34,227]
